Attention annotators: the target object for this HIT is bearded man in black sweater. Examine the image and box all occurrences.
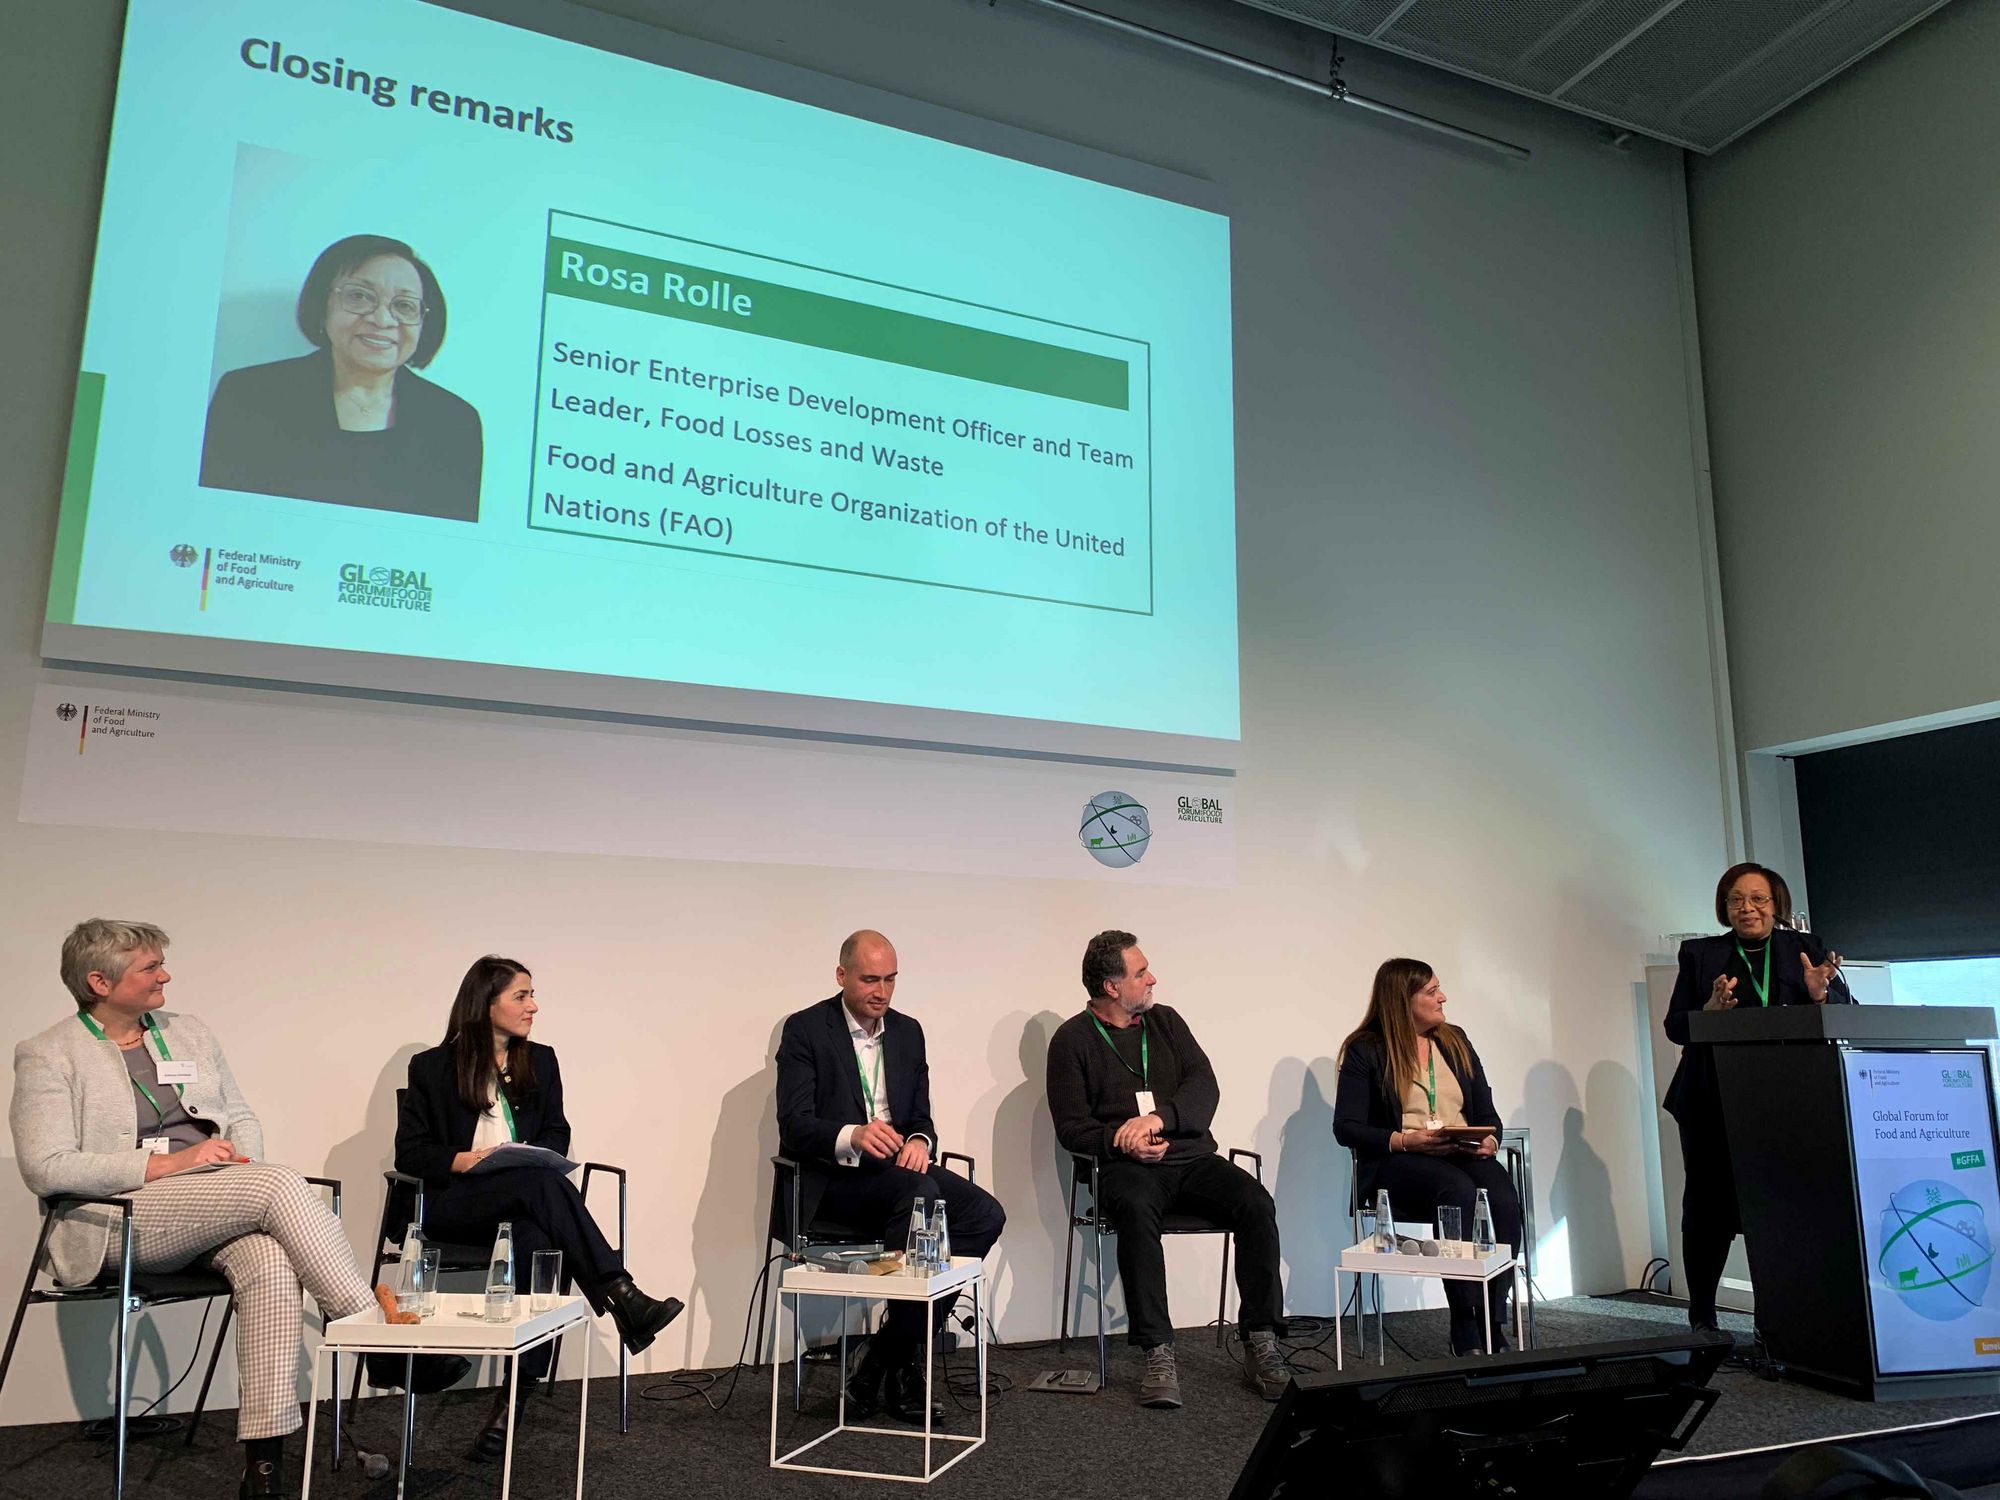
[1046,929,1288,1408]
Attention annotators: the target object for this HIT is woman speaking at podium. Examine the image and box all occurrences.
[398,956,681,1456]
[1663,862,1851,1333]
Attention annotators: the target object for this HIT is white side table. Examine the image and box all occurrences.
[770,1256,986,1484]
[303,1291,591,1499]
[1335,1243,1520,1368]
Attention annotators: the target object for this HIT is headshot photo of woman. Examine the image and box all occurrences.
[199,234,482,521]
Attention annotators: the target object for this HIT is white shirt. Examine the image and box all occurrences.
[833,1010,932,1167]
[471,1090,511,1153]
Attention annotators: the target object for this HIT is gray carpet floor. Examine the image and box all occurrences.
[0,1297,1994,1498]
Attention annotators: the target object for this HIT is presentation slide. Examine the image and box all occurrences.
[1843,1048,2000,1376]
[45,0,1238,750]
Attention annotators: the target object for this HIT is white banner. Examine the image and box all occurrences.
[21,677,1234,886]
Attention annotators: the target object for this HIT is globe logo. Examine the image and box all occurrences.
[1877,1179,1993,1321]
[1079,792,1150,868]
[169,543,198,568]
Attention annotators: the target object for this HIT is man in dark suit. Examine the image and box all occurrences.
[775,930,1006,1421]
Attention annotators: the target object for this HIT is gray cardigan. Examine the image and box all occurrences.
[10,1010,263,1285]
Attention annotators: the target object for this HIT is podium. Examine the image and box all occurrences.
[1690,1004,2000,1400]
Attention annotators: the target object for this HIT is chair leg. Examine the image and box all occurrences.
[1092,1221,1108,1390]
[1216,1234,1233,1348]
[618,1341,629,1437]
[112,1289,133,1500]
[0,1250,43,1401]
[791,1295,805,1415]
[1058,1176,1081,1351]
[184,1298,234,1445]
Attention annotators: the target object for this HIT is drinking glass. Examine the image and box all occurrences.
[395,1250,426,1317]
[1436,1205,1463,1256]
[530,1249,563,1313]
[419,1250,441,1317]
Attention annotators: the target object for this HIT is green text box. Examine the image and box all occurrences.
[1953,1150,1988,1171]
[545,237,1128,410]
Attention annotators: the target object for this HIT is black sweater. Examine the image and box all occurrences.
[1333,1030,1503,1204]
[1046,1004,1219,1163]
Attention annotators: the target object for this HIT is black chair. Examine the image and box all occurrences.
[1059,1147,1261,1390]
[0,1176,341,1500]
[354,1157,633,1434]
[762,1151,977,1412]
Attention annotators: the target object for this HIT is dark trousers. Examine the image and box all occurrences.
[1373,1152,1521,1345]
[1096,1152,1283,1349]
[813,1160,1006,1365]
[1676,1112,1739,1323]
[424,1165,627,1380]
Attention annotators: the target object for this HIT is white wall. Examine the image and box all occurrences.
[0,0,1732,1424]
[1688,0,2000,759]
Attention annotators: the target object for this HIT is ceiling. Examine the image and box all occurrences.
[1224,0,1956,152]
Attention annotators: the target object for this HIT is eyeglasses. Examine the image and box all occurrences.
[1725,894,1774,911]
[332,283,426,325]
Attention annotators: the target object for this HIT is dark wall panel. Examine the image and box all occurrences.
[1794,717,2000,961]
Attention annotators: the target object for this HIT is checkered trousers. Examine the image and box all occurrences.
[104,1163,374,1440]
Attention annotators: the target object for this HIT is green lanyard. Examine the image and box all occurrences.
[77,1011,178,1119]
[1734,940,1772,1007]
[1422,1042,1438,1121]
[854,1037,884,1120]
[495,1088,519,1143]
[1089,1013,1149,1085]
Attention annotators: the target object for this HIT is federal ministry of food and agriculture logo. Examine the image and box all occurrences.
[55,703,79,723]
[1877,1179,1994,1321]
[1079,791,1150,869]
[169,543,199,568]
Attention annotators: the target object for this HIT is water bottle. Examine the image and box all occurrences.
[395,1223,427,1315]
[1374,1189,1395,1252]
[1472,1190,1497,1254]
[904,1199,930,1274]
[484,1221,516,1322]
[929,1200,951,1269]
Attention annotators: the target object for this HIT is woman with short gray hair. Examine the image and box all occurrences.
[12,919,467,1499]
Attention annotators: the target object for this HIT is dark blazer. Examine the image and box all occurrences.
[395,1042,572,1188]
[1333,1030,1504,1204]
[772,996,937,1239]
[1662,928,1852,1121]
[200,349,483,521]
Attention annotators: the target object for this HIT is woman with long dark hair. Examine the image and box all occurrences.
[1663,862,1849,1332]
[396,956,681,1456]
[1334,957,1521,1355]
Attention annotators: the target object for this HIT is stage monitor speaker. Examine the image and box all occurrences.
[1229,1334,1729,1500]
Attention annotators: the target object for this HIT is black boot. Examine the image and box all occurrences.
[881,1362,945,1425]
[845,1346,889,1419]
[602,1275,682,1355]
[471,1375,536,1462]
[364,1351,472,1395]
[240,1436,283,1497]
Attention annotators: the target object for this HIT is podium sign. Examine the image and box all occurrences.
[1841,1049,2000,1376]
[1691,1004,2000,1399]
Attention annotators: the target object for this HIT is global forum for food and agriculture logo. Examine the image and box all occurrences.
[1877,1177,1994,1321]
[1079,791,1150,869]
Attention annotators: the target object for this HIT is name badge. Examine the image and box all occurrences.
[155,1060,197,1087]
[142,1137,171,1155]
[1135,1090,1157,1117]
